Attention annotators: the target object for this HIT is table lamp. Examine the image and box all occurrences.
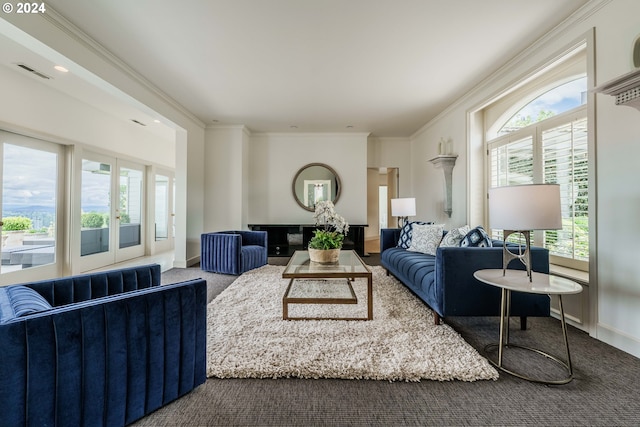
[391,198,416,228]
[489,184,561,281]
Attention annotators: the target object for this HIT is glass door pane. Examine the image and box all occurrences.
[2,143,58,272]
[155,174,169,241]
[80,159,111,256]
[119,167,143,249]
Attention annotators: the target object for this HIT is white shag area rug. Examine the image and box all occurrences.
[206,264,498,382]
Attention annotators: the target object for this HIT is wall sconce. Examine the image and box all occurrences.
[430,152,457,218]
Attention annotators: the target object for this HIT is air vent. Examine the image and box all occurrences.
[131,119,147,126]
[16,63,51,80]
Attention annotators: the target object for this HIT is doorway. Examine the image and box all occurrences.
[76,152,146,272]
[366,167,398,253]
[0,131,65,284]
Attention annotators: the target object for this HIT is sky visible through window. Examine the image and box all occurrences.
[499,77,587,135]
[2,144,57,230]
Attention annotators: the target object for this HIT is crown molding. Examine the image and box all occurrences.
[411,0,612,139]
[41,6,206,129]
[250,131,371,138]
[205,123,253,136]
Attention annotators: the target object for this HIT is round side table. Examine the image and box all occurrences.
[474,269,583,385]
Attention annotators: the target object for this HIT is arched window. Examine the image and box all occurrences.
[498,77,587,135]
[486,76,589,271]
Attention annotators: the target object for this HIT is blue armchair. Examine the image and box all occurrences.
[0,264,207,426]
[201,230,268,275]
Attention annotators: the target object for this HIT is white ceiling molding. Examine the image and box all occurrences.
[40,6,206,129]
[410,0,611,140]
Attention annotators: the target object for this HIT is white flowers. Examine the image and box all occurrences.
[313,201,349,235]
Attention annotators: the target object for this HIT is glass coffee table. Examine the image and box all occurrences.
[282,250,373,321]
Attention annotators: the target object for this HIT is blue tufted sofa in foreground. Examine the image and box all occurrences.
[0,264,207,427]
[380,228,550,327]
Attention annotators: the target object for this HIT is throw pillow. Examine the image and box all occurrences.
[5,286,53,318]
[460,226,493,248]
[0,288,13,324]
[407,223,444,256]
[440,225,471,247]
[397,221,431,249]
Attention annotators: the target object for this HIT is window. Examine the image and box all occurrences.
[542,116,588,263]
[2,141,60,273]
[488,105,588,270]
[498,77,587,136]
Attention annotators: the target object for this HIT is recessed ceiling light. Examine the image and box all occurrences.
[153,119,161,123]
[54,65,69,73]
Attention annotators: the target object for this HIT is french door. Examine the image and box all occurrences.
[0,131,64,284]
[77,151,145,272]
[152,170,175,253]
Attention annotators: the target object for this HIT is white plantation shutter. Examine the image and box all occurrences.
[490,135,534,187]
[487,107,588,270]
[542,116,589,262]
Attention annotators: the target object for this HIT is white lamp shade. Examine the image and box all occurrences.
[489,184,562,230]
[391,198,416,217]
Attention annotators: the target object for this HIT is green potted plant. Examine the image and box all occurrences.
[2,216,33,247]
[308,201,349,264]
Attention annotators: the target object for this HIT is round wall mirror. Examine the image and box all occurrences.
[292,163,341,211]
[633,34,640,68]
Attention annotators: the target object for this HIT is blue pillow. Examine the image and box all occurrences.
[0,286,52,323]
[0,288,13,323]
[460,226,493,248]
[397,221,432,249]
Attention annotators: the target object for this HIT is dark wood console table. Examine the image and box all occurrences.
[248,224,368,257]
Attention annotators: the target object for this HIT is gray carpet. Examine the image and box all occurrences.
[143,258,640,426]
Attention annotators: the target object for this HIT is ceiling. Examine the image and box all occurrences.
[12,0,590,137]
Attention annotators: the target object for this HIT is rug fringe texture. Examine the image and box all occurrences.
[206,265,499,382]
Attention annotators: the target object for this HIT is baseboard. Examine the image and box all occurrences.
[173,255,200,269]
[596,322,640,359]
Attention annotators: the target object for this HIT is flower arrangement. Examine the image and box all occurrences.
[308,201,349,250]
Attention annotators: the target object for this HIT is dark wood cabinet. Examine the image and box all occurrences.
[249,224,367,257]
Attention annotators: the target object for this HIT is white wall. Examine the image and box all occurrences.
[0,65,175,167]
[410,121,467,227]
[588,0,640,356]
[367,136,412,196]
[4,13,207,269]
[203,125,249,231]
[409,0,640,358]
[247,133,369,226]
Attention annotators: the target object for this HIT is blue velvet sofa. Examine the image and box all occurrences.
[201,230,268,275]
[380,228,550,326]
[0,264,207,427]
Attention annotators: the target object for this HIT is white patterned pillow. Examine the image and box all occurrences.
[407,224,444,256]
[396,221,431,248]
[439,225,471,247]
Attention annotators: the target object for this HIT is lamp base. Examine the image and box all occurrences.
[502,230,532,282]
[397,216,409,228]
